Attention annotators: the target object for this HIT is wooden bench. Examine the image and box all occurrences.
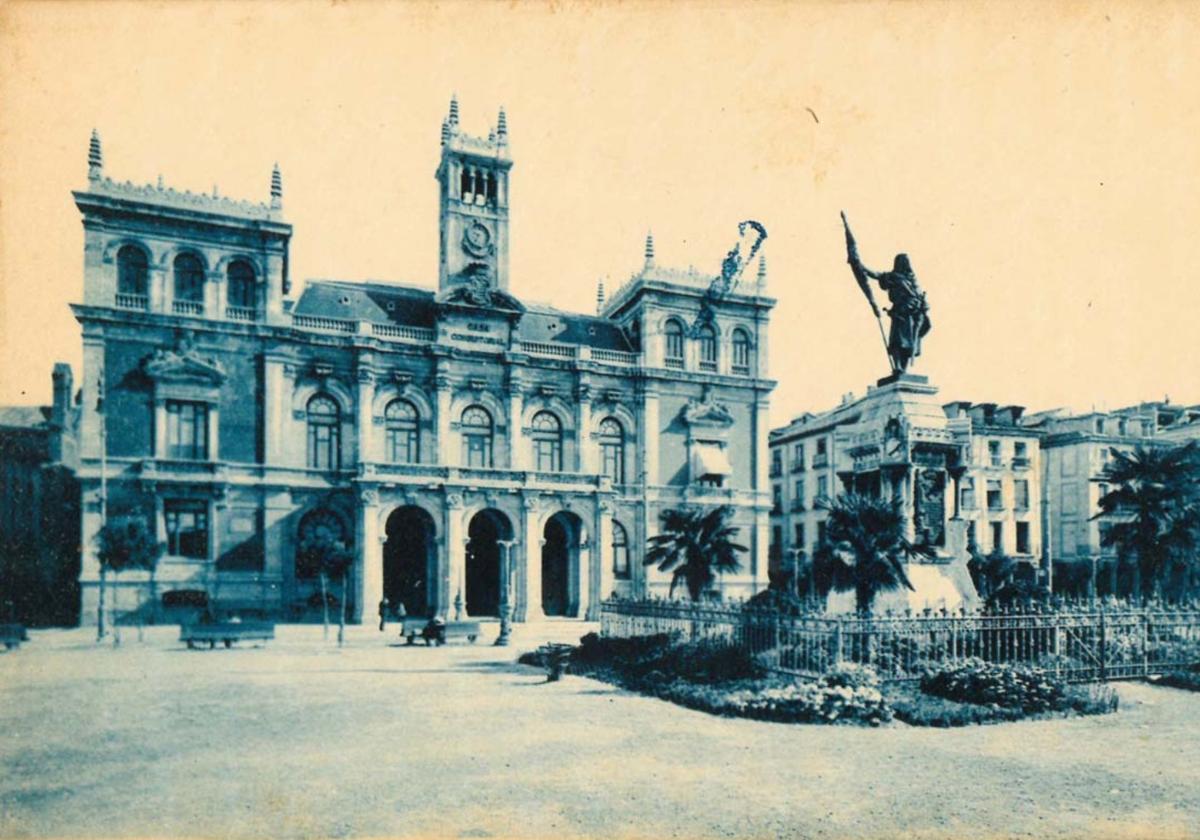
[180,622,275,649]
[0,624,28,650]
[398,617,433,645]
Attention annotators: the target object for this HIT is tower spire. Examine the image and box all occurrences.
[448,93,460,127]
[270,162,283,209]
[596,279,606,313]
[757,253,767,287]
[88,129,103,181]
[497,106,508,143]
[644,231,655,268]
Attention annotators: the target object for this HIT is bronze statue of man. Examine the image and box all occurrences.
[841,213,931,374]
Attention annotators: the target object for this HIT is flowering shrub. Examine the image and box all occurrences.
[720,668,893,726]
[920,658,1065,713]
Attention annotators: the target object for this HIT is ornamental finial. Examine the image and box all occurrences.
[448,93,459,127]
[270,162,282,209]
[88,129,103,180]
[497,106,508,141]
[644,231,655,267]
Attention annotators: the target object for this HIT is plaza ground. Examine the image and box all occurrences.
[1,623,1198,840]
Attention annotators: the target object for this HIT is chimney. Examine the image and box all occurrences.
[51,363,72,428]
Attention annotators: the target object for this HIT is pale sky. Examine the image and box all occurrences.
[2,1,1198,428]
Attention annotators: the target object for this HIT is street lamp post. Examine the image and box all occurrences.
[495,540,517,646]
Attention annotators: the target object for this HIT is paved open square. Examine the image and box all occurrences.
[2,624,1199,840]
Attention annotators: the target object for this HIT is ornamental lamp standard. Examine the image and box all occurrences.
[495,539,517,646]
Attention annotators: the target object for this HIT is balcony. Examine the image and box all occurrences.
[791,461,806,473]
[698,360,717,372]
[769,464,783,478]
[173,299,204,316]
[361,462,606,491]
[790,499,806,513]
[226,306,257,322]
[731,364,751,376]
[1011,456,1031,470]
[115,293,149,311]
[664,356,684,370]
[813,454,829,469]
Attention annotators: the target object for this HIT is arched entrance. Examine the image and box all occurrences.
[383,506,436,618]
[542,511,584,617]
[466,509,513,617]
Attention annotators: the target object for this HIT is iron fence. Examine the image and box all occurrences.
[600,597,1200,683]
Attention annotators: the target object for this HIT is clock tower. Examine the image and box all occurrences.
[436,95,513,296]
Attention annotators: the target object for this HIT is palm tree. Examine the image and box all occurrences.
[645,505,748,601]
[813,493,933,614]
[297,527,354,644]
[1095,441,1200,601]
[967,548,1018,602]
[96,519,163,646]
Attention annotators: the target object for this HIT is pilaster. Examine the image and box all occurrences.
[435,373,453,467]
[356,364,375,465]
[576,383,593,473]
[356,487,381,624]
[443,493,464,619]
[521,495,544,621]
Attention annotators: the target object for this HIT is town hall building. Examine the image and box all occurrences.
[70,98,776,625]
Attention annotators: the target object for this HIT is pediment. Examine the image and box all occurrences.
[682,397,735,428]
[142,347,226,386]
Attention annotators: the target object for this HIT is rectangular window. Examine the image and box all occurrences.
[793,479,805,510]
[1014,441,1027,459]
[1013,479,1029,511]
[534,439,561,472]
[772,485,782,513]
[814,437,828,466]
[817,475,828,499]
[164,500,208,559]
[991,521,1004,554]
[988,440,1001,467]
[792,442,805,471]
[166,401,209,460]
[602,443,624,484]
[960,476,977,510]
[386,428,418,464]
[793,522,805,548]
[987,479,1003,511]
[464,434,492,468]
[967,520,977,550]
[770,526,782,565]
[1016,521,1031,554]
[817,519,827,545]
[771,449,782,476]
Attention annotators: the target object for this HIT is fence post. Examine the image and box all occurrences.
[1098,607,1107,681]
[833,619,844,667]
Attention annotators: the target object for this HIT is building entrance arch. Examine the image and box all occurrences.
[466,509,513,617]
[542,511,585,617]
[383,506,436,618]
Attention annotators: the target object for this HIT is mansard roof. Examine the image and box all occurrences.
[295,280,438,328]
[0,406,52,429]
[296,279,634,352]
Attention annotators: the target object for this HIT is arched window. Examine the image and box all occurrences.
[226,260,256,315]
[698,324,718,371]
[173,253,205,311]
[599,417,625,484]
[731,328,752,374]
[461,405,493,468]
[531,411,563,472]
[306,395,341,470]
[385,399,419,464]
[116,245,149,308]
[612,520,630,579]
[664,319,685,368]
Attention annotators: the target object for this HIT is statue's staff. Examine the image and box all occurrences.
[840,211,892,364]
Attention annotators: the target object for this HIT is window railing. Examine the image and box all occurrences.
[771,503,783,515]
[226,306,257,322]
[769,464,782,478]
[294,314,355,333]
[173,300,204,316]
[791,461,806,473]
[698,359,717,372]
[116,293,149,310]
[813,454,829,468]
[987,497,1005,512]
[664,356,684,370]
[790,499,806,512]
[520,341,577,360]
[732,364,751,376]
[372,323,435,342]
[592,349,639,367]
[1011,456,1031,470]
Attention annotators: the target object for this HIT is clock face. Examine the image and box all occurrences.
[462,222,493,258]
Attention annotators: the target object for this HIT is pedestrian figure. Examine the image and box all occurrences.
[378,597,389,632]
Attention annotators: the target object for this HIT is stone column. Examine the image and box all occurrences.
[443,493,464,619]
[356,488,381,624]
[263,356,287,465]
[594,500,615,616]
[153,398,167,458]
[641,383,660,485]
[262,489,293,614]
[79,488,104,625]
[575,384,593,473]
[508,371,524,470]
[435,373,453,467]
[356,365,375,466]
[205,270,222,319]
[521,495,544,621]
[149,266,166,313]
